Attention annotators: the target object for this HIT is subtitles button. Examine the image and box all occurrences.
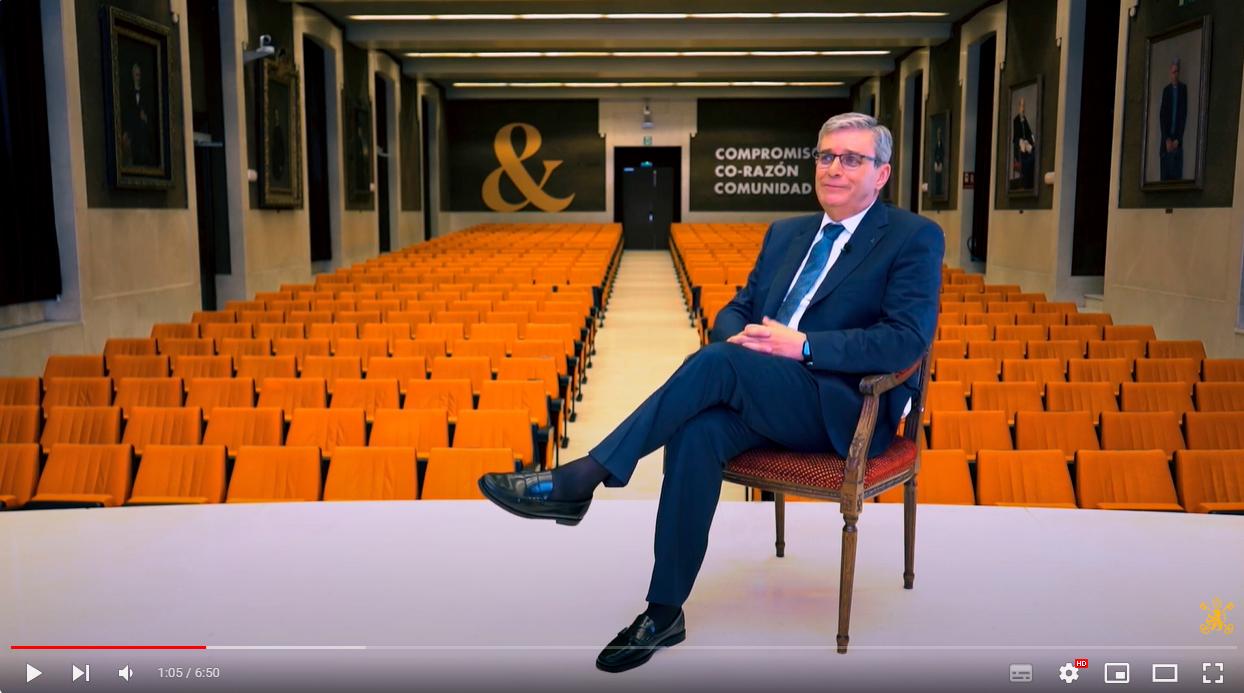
[1009,664,1033,683]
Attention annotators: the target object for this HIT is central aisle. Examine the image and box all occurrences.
[563,250,748,500]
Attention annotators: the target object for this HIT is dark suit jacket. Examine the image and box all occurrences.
[1160,82,1188,142]
[709,203,944,458]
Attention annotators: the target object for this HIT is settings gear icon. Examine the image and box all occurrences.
[1059,662,1080,684]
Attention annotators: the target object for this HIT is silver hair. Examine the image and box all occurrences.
[817,112,893,164]
[1171,57,1181,69]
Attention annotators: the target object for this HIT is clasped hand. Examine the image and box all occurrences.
[725,317,806,360]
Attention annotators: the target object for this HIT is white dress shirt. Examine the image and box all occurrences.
[781,199,876,330]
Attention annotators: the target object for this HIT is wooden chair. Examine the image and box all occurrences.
[721,352,930,654]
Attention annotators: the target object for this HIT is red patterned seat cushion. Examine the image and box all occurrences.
[726,438,918,493]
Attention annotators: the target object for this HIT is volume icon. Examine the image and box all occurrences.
[118,664,134,682]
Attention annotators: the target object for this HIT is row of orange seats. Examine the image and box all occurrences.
[923,381,1244,427]
[0,443,518,509]
[924,410,1244,461]
[2,403,546,467]
[868,448,1243,513]
[933,357,1244,394]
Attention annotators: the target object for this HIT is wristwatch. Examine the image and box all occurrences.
[801,339,813,365]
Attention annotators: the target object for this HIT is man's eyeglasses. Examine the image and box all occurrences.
[811,150,882,169]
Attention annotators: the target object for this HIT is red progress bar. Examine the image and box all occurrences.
[10,641,206,646]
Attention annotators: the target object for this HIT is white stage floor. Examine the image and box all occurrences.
[2,500,1241,692]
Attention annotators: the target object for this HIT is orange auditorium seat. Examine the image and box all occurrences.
[1175,450,1244,513]
[421,447,513,500]
[324,447,418,501]
[127,444,227,505]
[1076,449,1181,511]
[976,450,1076,508]
[227,446,321,503]
[0,443,40,509]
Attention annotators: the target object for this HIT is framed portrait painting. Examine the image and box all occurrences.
[1006,77,1040,198]
[1141,17,1211,191]
[102,6,173,189]
[926,110,950,202]
[345,99,374,206]
[258,58,302,208]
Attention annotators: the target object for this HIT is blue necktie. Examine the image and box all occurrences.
[773,223,846,325]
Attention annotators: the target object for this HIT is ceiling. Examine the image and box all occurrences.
[299,1,988,98]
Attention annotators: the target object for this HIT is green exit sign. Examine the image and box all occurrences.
[643,135,653,146]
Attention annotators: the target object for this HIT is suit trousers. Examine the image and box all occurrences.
[589,341,834,606]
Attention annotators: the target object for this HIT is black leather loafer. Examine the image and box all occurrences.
[595,611,686,673]
[477,470,591,526]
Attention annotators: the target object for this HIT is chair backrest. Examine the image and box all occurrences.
[938,324,991,342]
[272,338,332,370]
[1027,339,1084,362]
[35,443,132,507]
[173,355,233,381]
[1013,411,1099,461]
[494,357,560,398]
[1086,339,1145,361]
[404,379,473,422]
[1147,339,1206,360]
[361,322,413,345]
[324,447,418,501]
[934,358,996,397]
[235,355,298,392]
[430,356,492,395]
[1184,412,1244,450]
[392,338,447,360]
[41,406,122,452]
[1049,324,1101,343]
[202,407,283,456]
[0,406,41,444]
[451,339,508,367]
[203,323,253,342]
[227,446,321,502]
[1175,450,1244,513]
[185,377,254,421]
[129,444,226,504]
[367,357,426,394]
[300,356,362,394]
[151,323,199,340]
[1067,358,1132,394]
[920,381,966,427]
[370,408,449,457]
[928,410,1012,461]
[1066,313,1112,327]
[930,340,966,369]
[421,447,513,500]
[0,377,41,406]
[1119,382,1193,417]
[1202,359,1244,382]
[1044,382,1118,422]
[995,325,1047,342]
[1194,382,1244,412]
[453,408,533,465]
[44,355,105,382]
[122,406,202,456]
[1001,358,1066,386]
[416,323,465,342]
[479,379,551,428]
[969,382,1043,426]
[1076,449,1180,510]
[257,377,328,422]
[967,340,1024,371]
[333,338,390,371]
[1098,411,1185,458]
[255,323,305,341]
[308,322,357,340]
[286,408,367,457]
[42,377,113,415]
[976,449,1076,507]
[104,338,158,357]
[1134,358,1201,390]
[331,378,400,421]
[114,377,183,419]
[0,443,40,509]
[878,449,974,504]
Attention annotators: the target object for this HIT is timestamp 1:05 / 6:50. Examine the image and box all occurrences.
[157,666,223,678]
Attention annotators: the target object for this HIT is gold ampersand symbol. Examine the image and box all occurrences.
[481,123,575,212]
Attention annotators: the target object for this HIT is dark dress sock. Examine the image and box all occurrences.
[643,602,682,631]
[548,454,611,501]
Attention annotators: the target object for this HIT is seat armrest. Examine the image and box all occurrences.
[858,358,923,396]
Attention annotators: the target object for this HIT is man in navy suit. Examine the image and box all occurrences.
[1159,58,1188,181]
[480,112,944,673]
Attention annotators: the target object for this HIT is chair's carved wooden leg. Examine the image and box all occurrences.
[774,491,786,558]
[837,510,859,654]
[904,477,917,589]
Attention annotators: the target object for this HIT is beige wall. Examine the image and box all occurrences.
[1102,1,1244,358]
[0,0,201,376]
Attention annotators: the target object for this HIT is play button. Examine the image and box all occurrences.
[26,663,42,682]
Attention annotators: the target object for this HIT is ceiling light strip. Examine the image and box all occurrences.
[452,81,843,88]
[406,50,889,58]
[357,12,947,21]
